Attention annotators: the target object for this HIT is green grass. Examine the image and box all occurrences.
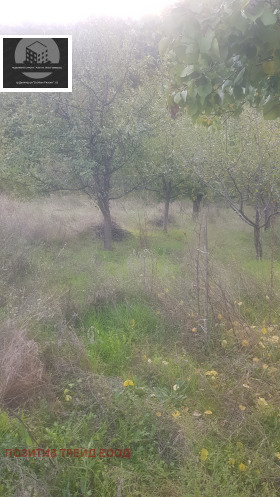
[1,199,280,496]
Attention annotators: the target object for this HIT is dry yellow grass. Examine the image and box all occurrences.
[0,326,44,406]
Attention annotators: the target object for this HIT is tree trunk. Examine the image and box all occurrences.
[254,201,262,259]
[98,197,113,250]
[162,178,172,232]
[192,194,203,220]
[264,203,270,230]
[103,209,112,250]
[265,200,278,230]
[163,195,170,232]
[254,225,262,260]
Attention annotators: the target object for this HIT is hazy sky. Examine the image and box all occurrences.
[1,0,176,25]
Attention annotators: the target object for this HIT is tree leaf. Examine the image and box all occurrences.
[262,60,274,75]
[174,92,182,104]
[234,67,246,85]
[181,65,195,77]
[174,44,187,59]
[244,43,257,59]
[197,77,212,98]
[261,6,277,26]
[246,3,265,21]
[181,90,188,102]
[211,37,220,58]
[187,98,198,116]
[199,29,215,53]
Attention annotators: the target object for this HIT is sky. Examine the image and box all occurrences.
[1,0,176,25]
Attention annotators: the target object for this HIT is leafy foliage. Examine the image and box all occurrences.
[162,0,280,120]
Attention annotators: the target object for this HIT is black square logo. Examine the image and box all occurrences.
[1,35,72,92]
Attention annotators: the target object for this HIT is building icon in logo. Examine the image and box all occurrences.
[26,41,48,64]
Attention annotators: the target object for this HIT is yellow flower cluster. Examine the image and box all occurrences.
[205,370,218,377]
[123,380,134,387]
[200,448,209,461]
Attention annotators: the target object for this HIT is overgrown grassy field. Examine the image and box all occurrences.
[1,194,280,497]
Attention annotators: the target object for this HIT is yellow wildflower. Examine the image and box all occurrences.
[171,410,180,419]
[205,370,218,377]
[261,327,267,334]
[239,404,246,411]
[275,452,280,460]
[155,412,161,417]
[200,448,209,461]
[242,340,249,347]
[238,463,246,472]
[123,380,134,387]
[204,410,212,415]
[217,313,222,320]
[192,327,197,332]
[65,395,72,401]
[165,288,169,293]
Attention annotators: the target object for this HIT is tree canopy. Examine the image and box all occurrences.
[161,0,280,121]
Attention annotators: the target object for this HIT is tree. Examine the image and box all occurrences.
[202,108,280,258]
[0,94,39,197]
[2,20,158,250]
[142,111,189,231]
[161,0,280,120]
[142,105,209,230]
[62,21,157,249]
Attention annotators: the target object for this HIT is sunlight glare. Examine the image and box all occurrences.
[1,0,175,25]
